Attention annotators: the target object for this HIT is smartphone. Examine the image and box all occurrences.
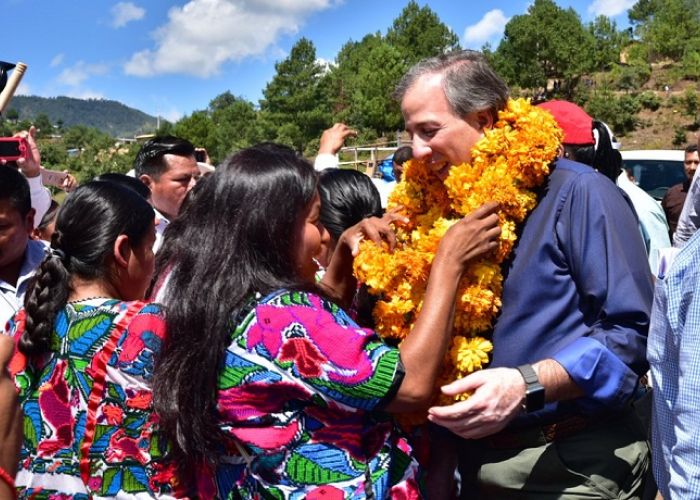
[194,148,207,163]
[0,137,28,161]
[41,168,69,188]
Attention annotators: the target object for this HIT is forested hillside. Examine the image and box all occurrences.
[6,96,157,137]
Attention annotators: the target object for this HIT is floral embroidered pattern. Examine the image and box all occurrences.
[210,290,421,499]
[8,299,179,499]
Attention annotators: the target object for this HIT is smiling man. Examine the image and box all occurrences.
[134,136,199,252]
[395,50,654,499]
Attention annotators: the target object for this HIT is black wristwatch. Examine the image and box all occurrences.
[516,364,545,413]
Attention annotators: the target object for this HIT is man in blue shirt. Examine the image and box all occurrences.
[396,51,653,497]
[648,228,700,499]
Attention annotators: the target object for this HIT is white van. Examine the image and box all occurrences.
[620,150,685,200]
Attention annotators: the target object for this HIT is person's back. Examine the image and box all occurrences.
[6,182,179,498]
[8,299,173,498]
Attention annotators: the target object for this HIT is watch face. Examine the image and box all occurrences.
[525,384,546,413]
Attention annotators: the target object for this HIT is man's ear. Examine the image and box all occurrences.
[139,174,154,191]
[475,110,495,131]
[25,208,36,234]
[113,234,132,270]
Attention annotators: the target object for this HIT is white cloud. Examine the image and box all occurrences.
[65,89,106,100]
[159,108,183,122]
[111,2,146,28]
[57,61,109,87]
[588,0,636,17]
[50,53,64,68]
[124,0,336,77]
[463,9,510,48]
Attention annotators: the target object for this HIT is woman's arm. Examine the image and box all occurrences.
[385,203,500,412]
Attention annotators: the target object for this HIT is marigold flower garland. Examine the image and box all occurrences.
[354,99,562,412]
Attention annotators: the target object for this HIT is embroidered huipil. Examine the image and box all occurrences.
[209,290,420,499]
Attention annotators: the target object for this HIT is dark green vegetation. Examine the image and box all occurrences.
[1,0,698,181]
[6,96,157,137]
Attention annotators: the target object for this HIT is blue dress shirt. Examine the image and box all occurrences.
[491,159,654,427]
[648,229,700,499]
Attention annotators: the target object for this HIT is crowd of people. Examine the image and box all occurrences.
[1,49,699,499]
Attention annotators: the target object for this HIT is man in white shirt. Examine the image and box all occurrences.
[134,136,200,251]
[0,166,46,331]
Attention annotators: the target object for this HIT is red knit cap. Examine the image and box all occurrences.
[537,100,595,146]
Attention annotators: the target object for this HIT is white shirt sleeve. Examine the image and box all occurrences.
[313,153,340,171]
[674,173,700,247]
[25,174,51,227]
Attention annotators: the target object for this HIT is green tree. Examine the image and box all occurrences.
[209,94,262,161]
[5,108,19,122]
[682,86,699,123]
[329,33,406,135]
[629,0,700,60]
[491,0,596,96]
[386,0,460,65]
[588,16,629,71]
[260,38,331,152]
[681,40,700,79]
[173,111,216,154]
[62,125,113,150]
[33,113,54,138]
[585,91,641,135]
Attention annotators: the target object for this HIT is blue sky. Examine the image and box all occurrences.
[3,0,636,123]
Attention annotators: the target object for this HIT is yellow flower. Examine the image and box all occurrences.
[353,98,561,418]
[451,336,493,375]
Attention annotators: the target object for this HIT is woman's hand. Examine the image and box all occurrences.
[434,202,501,274]
[337,211,407,257]
[320,212,407,308]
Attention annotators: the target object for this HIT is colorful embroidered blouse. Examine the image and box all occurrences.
[7,299,178,499]
[209,290,422,499]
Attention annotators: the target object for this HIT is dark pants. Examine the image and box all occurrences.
[458,410,650,499]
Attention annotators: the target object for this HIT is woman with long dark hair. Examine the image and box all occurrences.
[7,182,179,498]
[317,168,384,268]
[153,143,500,498]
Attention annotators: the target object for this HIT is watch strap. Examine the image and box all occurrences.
[516,364,545,413]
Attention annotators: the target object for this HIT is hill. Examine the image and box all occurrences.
[7,95,158,137]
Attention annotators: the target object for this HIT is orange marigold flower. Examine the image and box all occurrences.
[354,98,560,417]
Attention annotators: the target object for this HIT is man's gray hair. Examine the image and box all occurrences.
[394,50,509,119]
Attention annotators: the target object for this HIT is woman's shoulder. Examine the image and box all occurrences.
[254,289,357,328]
[259,288,338,310]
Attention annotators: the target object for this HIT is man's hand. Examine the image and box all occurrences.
[427,367,526,439]
[14,126,41,178]
[60,171,79,192]
[318,123,358,155]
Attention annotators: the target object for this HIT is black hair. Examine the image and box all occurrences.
[152,143,319,470]
[93,172,151,199]
[19,181,155,356]
[36,199,59,232]
[564,121,622,182]
[0,165,31,216]
[318,169,383,242]
[686,144,698,154]
[393,146,412,167]
[133,135,195,178]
